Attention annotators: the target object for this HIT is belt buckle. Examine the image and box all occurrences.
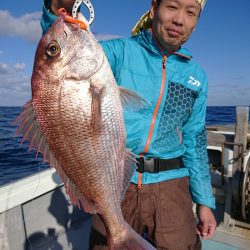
[136,157,160,173]
[136,157,144,173]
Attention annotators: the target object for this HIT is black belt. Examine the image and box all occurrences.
[136,156,183,173]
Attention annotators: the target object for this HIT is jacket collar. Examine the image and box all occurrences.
[133,29,192,60]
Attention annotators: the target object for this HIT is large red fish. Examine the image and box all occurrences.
[15,13,154,250]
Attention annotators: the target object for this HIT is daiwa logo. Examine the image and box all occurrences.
[188,76,201,87]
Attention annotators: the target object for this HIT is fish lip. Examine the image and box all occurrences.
[63,20,83,36]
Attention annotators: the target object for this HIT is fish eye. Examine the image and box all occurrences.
[46,42,61,57]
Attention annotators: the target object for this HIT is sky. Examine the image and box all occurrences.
[0,0,249,106]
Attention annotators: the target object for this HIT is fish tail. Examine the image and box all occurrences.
[109,223,156,250]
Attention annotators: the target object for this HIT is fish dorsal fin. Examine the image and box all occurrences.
[14,101,86,210]
[119,86,150,111]
[120,149,137,201]
[14,101,57,164]
[89,83,105,133]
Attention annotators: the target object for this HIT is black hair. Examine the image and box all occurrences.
[156,0,162,8]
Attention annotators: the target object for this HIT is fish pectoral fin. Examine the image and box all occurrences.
[89,83,105,133]
[119,86,150,111]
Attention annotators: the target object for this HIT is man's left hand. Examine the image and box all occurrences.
[196,204,217,239]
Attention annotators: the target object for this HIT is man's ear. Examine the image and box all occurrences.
[150,0,157,19]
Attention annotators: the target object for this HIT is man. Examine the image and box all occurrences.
[41,0,217,249]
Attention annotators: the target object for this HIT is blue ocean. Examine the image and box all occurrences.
[0,106,249,187]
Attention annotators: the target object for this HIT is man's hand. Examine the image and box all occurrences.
[51,0,76,16]
[196,205,217,239]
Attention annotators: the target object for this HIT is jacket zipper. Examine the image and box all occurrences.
[137,32,167,188]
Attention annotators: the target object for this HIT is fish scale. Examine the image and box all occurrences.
[35,71,125,215]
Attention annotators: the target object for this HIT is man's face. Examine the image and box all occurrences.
[150,0,200,51]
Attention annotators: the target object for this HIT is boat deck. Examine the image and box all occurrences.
[1,122,250,249]
[1,173,250,250]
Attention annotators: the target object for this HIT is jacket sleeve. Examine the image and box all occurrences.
[99,40,124,83]
[182,76,216,209]
[40,0,57,34]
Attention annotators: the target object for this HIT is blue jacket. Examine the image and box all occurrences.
[41,2,215,209]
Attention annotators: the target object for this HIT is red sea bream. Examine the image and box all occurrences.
[15,13,155,250]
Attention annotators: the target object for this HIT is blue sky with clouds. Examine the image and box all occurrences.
[0,0,249,106]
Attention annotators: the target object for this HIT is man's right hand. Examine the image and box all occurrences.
[51,0,76,16]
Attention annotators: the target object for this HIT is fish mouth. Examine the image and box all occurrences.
[60,20,105,81]
[63,21,83,36]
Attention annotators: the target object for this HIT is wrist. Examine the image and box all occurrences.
[196,204,210,213]
[197,204,211,209]
[197,204,206,208]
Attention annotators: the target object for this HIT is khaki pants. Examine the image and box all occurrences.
[89,177,201,250]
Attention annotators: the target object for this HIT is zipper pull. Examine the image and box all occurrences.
[137,172,143,189]
[162,55,167,69]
